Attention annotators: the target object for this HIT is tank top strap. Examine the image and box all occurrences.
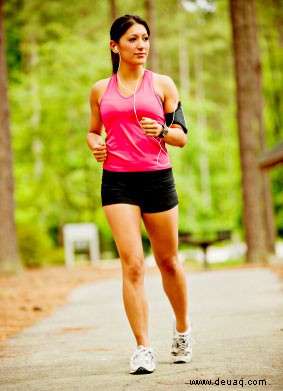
[106,74,117,94]
[141,70,156,96]
[99,74,117,105]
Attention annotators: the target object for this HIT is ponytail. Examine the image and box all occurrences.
[111,51,120,74]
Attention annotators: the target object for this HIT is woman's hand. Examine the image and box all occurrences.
[87,132,107,162]
[91,141,107,162]
[140,117,162,137]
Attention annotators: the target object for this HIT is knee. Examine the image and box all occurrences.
[158,255,180,277]
[122,256,145,284]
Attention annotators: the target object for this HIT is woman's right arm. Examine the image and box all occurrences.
[87,81,107,163]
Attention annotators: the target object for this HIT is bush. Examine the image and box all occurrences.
[17,225,52,268]
[44,246,65,265]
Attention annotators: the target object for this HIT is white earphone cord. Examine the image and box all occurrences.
[116,51,178,167]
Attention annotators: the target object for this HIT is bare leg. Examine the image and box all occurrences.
[104,204,149,346]
[142,206,190,333]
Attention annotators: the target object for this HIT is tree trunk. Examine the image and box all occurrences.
[145,0,158,72]
[0,0,22,273]
[109,0,118,22]
[29,36,44,179]
[273,0,283,48]
[250,1,276,253]
[178,0,190,96]
[194,48,211,209]
[230,0,268,263]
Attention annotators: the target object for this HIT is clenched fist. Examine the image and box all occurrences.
[140,117,162,137]
[92,141,107,162]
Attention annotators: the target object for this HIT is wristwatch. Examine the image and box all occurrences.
[158,123,169,138]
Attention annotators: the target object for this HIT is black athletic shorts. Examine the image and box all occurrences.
[101,168,178,213]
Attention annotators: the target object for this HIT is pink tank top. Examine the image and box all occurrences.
[99,70,171,172]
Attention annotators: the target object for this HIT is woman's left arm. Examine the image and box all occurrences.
[140,75,187,147]
[161,75,187,148]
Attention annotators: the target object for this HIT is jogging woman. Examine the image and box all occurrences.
[87,14,193,374]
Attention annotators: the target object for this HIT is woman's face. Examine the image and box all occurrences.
[116,23,150,66]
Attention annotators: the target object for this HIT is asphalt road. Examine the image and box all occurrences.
[1,267,283,390]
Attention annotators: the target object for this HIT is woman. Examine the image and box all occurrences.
[87,14,193,375]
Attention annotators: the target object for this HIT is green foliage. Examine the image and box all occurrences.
[17,224,52,267]
[184,256,245,272]
[44,246,65,266]
[4,0,283,259]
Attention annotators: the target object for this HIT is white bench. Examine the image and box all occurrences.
[63,223,99,267]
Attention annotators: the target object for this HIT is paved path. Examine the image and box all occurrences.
[1,268,283,390]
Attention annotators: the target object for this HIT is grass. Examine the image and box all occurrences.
[184,256,247,272]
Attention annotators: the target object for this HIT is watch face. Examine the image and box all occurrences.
[163,126,169,136]
[163,124,169,132]
[159,123,169,138]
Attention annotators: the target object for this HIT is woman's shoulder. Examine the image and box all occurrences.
[152,72,175,87]
[151,72,178,102]
[91,77,112,95]
[90,77,112,103]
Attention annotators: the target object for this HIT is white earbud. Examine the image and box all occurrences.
[114,46,119,53]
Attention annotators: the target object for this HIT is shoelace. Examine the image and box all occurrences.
[174,335,195,351]
[132,346,158,363]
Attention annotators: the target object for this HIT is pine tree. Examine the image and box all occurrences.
[0,0,22,273]
[230,0,269,262]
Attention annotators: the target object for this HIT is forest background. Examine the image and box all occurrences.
[3,0,283,267]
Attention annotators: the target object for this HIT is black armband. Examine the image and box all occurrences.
[165,101,188,134]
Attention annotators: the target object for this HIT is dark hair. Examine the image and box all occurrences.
[110,14,150,74]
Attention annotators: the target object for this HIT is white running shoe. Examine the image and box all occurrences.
[130,345,156,374]
[171,319,194,363]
